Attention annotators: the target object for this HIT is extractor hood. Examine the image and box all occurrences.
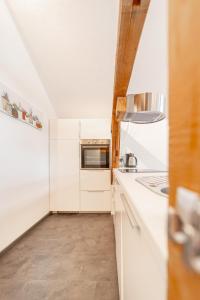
[122,93,166,124]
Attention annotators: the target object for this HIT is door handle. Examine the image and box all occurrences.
[168,187,200,273]
[120,193,140,230]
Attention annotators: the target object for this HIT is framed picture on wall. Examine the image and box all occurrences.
[0,81,43,130]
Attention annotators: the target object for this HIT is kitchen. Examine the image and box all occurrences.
[0,0,200,300]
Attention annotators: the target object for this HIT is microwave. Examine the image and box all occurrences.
[80,139,110,170]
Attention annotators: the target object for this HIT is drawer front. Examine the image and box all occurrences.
[80,170,111,191]
[80,191,111,212]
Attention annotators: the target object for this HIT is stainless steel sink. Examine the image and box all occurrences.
[119,168,167,174]
[160,187,169,195]
[135,175,168,197]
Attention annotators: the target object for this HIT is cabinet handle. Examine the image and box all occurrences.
[121,193,140,230]
[87,190,105,192]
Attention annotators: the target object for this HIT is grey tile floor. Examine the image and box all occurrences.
[0,213,119,300]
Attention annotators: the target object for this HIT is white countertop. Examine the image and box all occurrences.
[114,169,168,266]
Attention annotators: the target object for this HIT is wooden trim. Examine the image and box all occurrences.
[111,0,150,168]
[168,1,200,299]
[116,97,127,121]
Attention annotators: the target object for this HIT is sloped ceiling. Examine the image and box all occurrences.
[6,0,119,118]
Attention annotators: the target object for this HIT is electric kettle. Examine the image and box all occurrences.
[125,153,138,168]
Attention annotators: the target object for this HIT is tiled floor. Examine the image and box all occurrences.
[0,213,119,300]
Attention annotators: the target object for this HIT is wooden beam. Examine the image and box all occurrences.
[112,0,150,168]
[116,97,127,121]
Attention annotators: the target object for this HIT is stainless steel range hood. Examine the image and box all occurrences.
[122,93,166,124]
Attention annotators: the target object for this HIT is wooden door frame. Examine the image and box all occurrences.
[168,1,200,299]
[111,0,150,168]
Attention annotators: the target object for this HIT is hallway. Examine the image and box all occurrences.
[0,214,119,300]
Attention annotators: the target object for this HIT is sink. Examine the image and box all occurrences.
[135,175,168,197]
[160,187,169,195]
[119,168,167,173]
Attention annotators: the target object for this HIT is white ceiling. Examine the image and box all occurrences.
[6,0,119,118]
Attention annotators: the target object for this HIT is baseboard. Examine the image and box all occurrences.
[0,212,50,257]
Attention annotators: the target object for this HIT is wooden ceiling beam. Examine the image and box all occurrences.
[111,0,150,168]
[116,97,127,122]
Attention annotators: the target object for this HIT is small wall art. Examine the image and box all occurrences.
[0,81,43,130]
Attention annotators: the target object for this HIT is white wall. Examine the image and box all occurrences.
[121,121,168,170]
[121,0,168,169]
[128,0,168,95]
[0,1,56,252]
[7,0,119,118]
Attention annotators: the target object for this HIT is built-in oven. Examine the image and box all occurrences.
[80,139,110,169]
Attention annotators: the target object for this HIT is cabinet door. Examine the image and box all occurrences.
[122,193,140,300]
[80,119,111,139]
[121,193,166,300]
[80,170,111,191]
[80,191,111,212]
[50,119,80,140]
[113,180,123,299]
[50,139,79,211]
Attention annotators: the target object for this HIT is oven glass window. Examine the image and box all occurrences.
[81,146,109,169]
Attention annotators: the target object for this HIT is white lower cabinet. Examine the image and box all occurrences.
[80,170,111,212]
[113,180,123,298]
[80,191,111,212]
[113,179,166,300]
[80,170,111,191]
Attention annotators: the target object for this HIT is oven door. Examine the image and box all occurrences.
[81,145,110,169]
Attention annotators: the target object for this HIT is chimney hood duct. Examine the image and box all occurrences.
[122,93,166,124]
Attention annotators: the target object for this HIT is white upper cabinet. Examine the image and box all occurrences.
[50,119,80,140]
[80,119,111,139]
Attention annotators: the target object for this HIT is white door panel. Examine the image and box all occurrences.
[80,170,111,191]
[80,119,111,139]
[121,193,165,300]
[50,139,79,211]
[80,191,111,212]
[50,119,80,140]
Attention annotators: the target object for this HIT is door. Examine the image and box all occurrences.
[50,139,79,211]
[169,1,200,299]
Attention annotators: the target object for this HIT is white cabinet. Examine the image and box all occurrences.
[80,170,111,191]
[80,170,111,212]
[50,118,112,212]
[113,177,166,300]
[121,193,165,300]
[80,191,111,212]
[80,119,111,139]
[50,119,80,212]
[50,139,79,212]
[113,179,123,299]
[50,119,80,139]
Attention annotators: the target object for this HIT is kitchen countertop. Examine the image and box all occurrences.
[114,169,168,273]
